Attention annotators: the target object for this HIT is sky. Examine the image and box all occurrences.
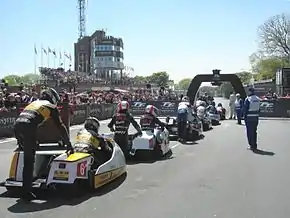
[0,0,289,82]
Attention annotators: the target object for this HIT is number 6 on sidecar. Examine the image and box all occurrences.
[0,134,126,194]
[129,127,172,159]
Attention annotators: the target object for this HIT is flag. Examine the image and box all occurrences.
[64,52,69,59]
[48,47,52,53]
[34,45,37,54]
[52,50,56,57]
[42,47,47,55]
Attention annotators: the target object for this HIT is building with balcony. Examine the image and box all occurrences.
[74,30,124,80]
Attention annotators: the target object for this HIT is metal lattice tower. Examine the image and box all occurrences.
[78,0,86,40]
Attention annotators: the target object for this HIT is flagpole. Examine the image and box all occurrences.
[47,47,50,68]
[41,45,43,67]
[53,52,56,68]
[64,53,66,70]
[59,50,62,67]
[34,44,37,74]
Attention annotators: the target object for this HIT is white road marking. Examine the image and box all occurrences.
[170,143,180,149]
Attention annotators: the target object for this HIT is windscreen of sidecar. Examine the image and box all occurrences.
[17,104,70,144]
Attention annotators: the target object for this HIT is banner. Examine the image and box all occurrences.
[1,99,290,139]
[129,100,178,117]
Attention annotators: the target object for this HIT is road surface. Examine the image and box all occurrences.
[0,99,288,218]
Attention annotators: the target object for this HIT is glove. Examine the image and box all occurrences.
[66,142,74,154]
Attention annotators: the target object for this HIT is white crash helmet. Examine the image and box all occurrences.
[145,105,159,117]
[181,96,190,102]
[117,100,129,112]
[236,93,241,97]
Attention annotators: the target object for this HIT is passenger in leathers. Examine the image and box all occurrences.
[108,101,142,156]
[235,93,243,125]
[206,101,217,113]
[140,105,166,143]
[74,117,112,164]
[243,87,260,151]
[14,88,72,201]
[177,96,191,143]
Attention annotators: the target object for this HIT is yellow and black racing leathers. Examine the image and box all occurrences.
[14,100,71,193]
[74,129,111,152]
[108,111,141,156]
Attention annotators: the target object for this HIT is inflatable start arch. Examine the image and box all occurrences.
[186,74,246,104]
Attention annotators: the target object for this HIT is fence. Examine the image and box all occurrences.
[0,99,289,139]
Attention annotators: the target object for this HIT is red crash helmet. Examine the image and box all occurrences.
[117,101,129,112]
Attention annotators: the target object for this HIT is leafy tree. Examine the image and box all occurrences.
[236,71,253,84]
[250,55,288,80]
[218,82,234,98]
[198,86,217,97]
[133,75,148,83]
[148,71,169,87]
[3,73,40,86]
[178,78,192,90]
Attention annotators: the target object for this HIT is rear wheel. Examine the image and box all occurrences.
[153,144,163,159]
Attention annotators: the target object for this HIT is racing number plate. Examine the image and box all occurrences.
[53,170,69,181]
[77,160,87,178]
[172,127,177,132]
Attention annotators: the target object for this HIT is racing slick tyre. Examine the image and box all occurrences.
[153,144,163,160]
[203,123,210,131]
[211,120,220,126]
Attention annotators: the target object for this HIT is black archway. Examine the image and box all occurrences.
[186,74,246,104]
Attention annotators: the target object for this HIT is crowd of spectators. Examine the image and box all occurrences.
[39,67,145,87]
[0,82,179,113]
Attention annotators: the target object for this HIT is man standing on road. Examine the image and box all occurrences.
[235,93,243,125]
[243,87,260,151]
[229,92,236,119]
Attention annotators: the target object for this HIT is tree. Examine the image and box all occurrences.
[217,82,234,98]
[236,71,253,84]
[3,73,40,86]
[178,78,192,90]
[250,55,289,80]
[148,71,169,87]
[258,13,290,58]
[133,75,148,83]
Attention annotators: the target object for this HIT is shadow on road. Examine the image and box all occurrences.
[127,149,174,165]
[253,149,275,156]
[4,173,127,214]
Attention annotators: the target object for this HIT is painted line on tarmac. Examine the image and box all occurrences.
[170,143,180,149]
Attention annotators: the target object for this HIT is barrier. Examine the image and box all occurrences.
[0,103,117,139]
[130,100,178,117]
[0,99,289,139]
[259,99,290,118]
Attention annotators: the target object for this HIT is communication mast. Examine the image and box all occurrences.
[78,0,86,40]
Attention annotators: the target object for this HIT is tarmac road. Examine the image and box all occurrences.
[0,99,289,218]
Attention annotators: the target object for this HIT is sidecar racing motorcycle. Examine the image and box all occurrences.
[217,105,226,120]
[196,105,212,131]
[0,133,127,194]
[165,116,203,141]
[207,111,221,125]
[130,127,172,159]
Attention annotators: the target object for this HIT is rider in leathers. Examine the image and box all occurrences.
[74,117,112,164]
[108,101,142,156]
[140,105,166,143]
[177,96,191,143]
[14,88,72,201]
